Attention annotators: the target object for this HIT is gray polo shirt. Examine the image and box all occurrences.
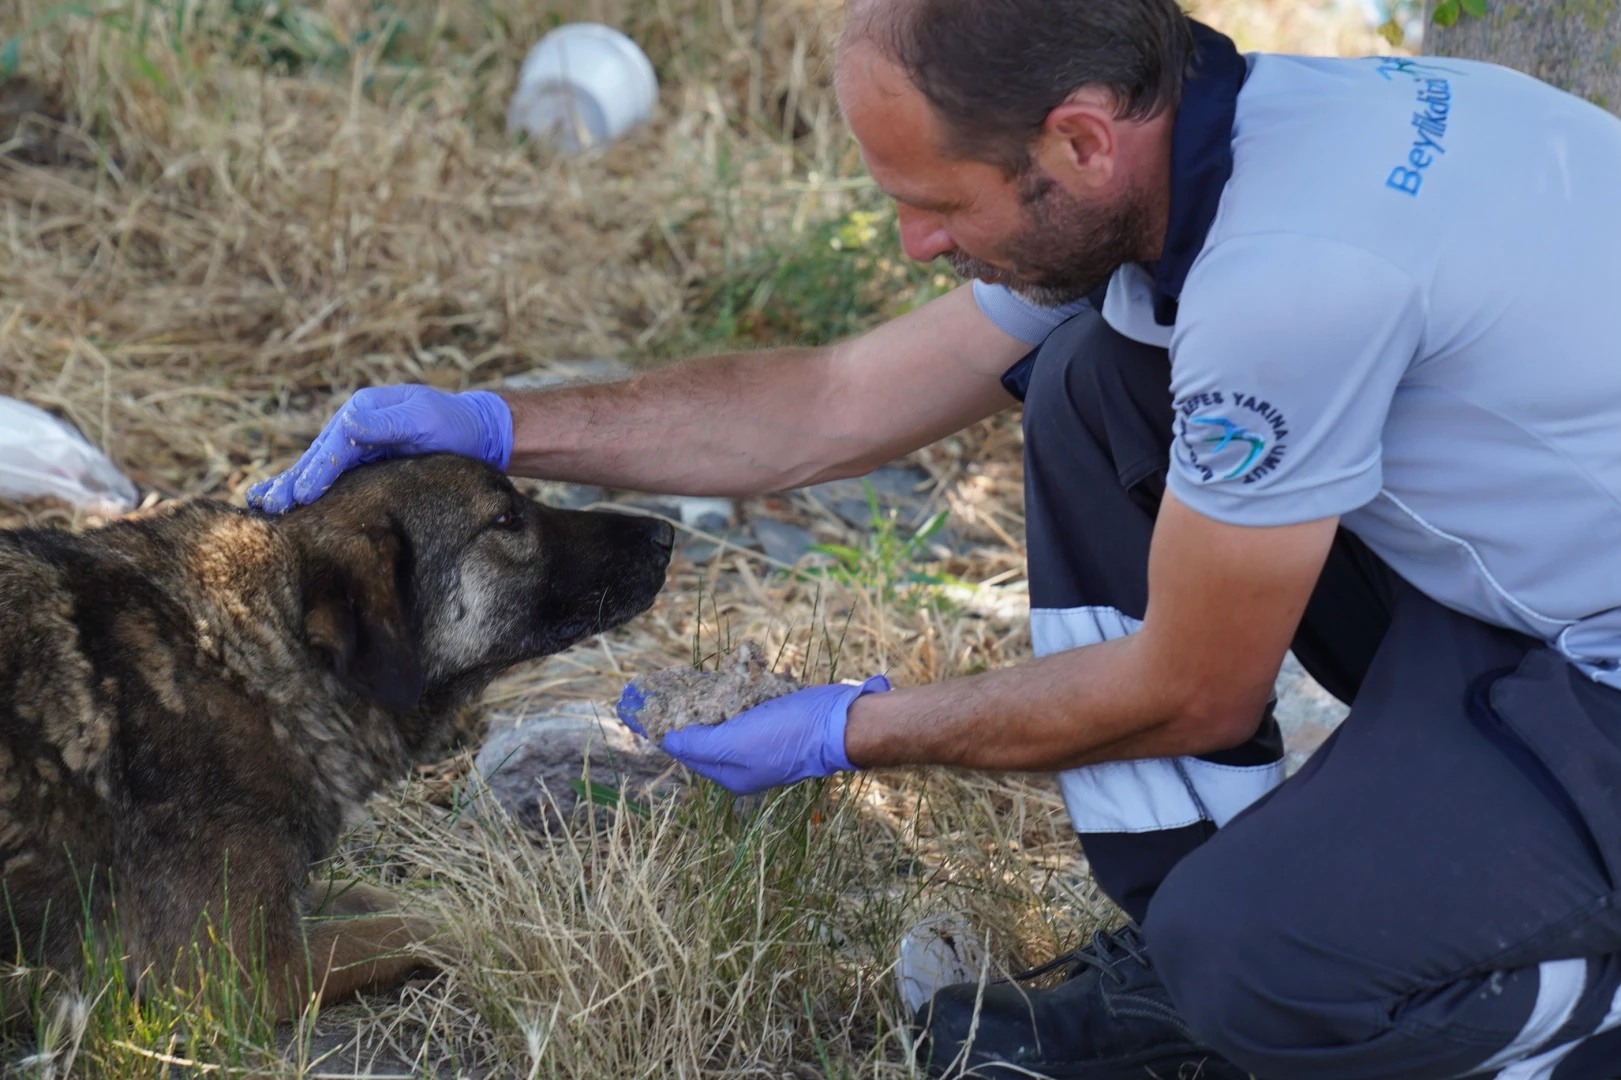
[978,54,1621,685]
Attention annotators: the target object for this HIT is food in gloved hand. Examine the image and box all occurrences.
[621,639,801,741]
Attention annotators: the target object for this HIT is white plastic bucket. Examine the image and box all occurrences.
[507,23,659,154]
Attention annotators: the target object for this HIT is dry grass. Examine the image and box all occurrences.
[0,0,1396,1074]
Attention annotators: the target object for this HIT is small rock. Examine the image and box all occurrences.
[502,358,631,390]
[865,464,933,499]
[682,529,760,565]
[750,518,817,564]
[538,482,606,511]
[614,493,684,519]
[820,495,879,530]
[474,702,679,828]
[801,464,935,530]
[1274,652,1349,775]
[942,581,1029,623]
[1286,719,1336,757]
[932,530,971,557]
[0,76,89,169]
[676,496,734,532]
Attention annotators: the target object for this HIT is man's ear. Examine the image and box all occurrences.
[303,522,424,712]
[1040,91,1119,189]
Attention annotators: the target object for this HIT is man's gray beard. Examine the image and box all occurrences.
[947,252,1103,307]
[945,175,1148,308]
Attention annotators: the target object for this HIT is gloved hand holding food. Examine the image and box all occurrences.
[616,640,890,795]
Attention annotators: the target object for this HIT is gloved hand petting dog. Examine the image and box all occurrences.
[249,386,512,514]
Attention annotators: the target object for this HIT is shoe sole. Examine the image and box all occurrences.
[930,1044,1245,1080]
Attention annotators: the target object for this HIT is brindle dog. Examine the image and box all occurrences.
[0,454,672,1018]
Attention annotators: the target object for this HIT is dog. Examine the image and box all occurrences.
[0,453,672,1019]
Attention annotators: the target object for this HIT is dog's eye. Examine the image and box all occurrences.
[492,507,526,531]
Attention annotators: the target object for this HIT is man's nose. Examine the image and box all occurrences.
[896,205,955,263]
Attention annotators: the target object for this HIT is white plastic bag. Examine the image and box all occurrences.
[0,397,138,517]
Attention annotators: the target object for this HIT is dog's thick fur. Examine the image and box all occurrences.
[0,454,672,1018]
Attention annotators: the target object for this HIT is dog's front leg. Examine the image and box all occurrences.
[302,878,403,917]
[273,909,450,1022]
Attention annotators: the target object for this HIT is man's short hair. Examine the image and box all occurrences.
[848,0,1196,174]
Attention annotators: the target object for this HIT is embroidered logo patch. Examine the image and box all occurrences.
[1174,392,1290,484]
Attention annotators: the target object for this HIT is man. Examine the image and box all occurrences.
[250,0,1621,1075]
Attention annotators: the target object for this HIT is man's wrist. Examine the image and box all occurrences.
[842,686,889,769]
[464,390,514,471]
[494,388,580,479]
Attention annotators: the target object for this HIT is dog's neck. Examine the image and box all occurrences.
[128,499,421,835]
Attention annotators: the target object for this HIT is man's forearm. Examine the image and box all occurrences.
[843,502,1336,774]
[844,633,1272,773]
[504,347,848,496]
[246,286,1021,515]
[501,286,1025,497]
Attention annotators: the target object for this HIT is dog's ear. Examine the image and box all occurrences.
[303,523,424,712]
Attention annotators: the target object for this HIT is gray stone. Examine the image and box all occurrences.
[676,496,734,533]
[797,480,870,529]
[539,482,606,511]
[865,464,933,499]
[1274,652,1350,775]
[603,493,733,531]
[825,496,880,530]
[942,581,1029,623]
[473,701,680,828]
[751,518,817,564]
[802,464,935,530]
[682,529,761,566]
[502,358,631,390]
[934,524,974,556]
[613,493,684,520]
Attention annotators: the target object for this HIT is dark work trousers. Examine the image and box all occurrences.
[1021,307,1621,1079]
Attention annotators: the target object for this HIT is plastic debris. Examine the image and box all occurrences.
[0,397,138,517]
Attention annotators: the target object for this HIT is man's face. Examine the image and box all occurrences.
[944,169,1151,306]
[837,44,1148,306]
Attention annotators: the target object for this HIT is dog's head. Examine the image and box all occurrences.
[279,455,672,729]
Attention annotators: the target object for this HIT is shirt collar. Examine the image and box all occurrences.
[1147,20,1248,326]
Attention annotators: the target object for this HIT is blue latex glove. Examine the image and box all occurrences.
[616,684,653,738]
[247,385,513,514]
[617,677,891,795]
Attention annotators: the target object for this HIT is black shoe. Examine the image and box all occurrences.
[914,924,1249,1079]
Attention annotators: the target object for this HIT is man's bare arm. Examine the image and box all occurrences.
[504,284,1029,496]
[845,495,1339,771]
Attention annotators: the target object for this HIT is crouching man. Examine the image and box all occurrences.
[254,0,1621,1075]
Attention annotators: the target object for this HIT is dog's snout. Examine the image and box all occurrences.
[648,519,675,553]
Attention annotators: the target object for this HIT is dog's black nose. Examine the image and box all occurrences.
[649,519,675,553]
